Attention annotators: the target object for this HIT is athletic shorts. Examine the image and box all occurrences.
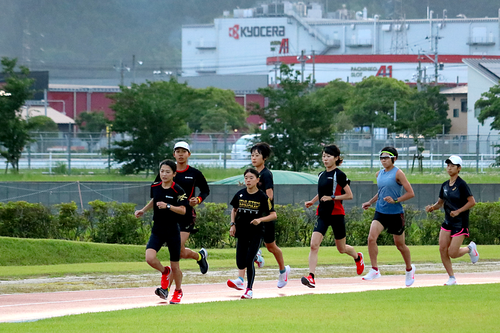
[314,215,346,240]
[373,211,405,236]
[146,230,181,262]
[263,220,276,244]
[179,209,196,233]
[441,221,470,237]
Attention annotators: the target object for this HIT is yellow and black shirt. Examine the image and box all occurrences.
[230,188,274,237]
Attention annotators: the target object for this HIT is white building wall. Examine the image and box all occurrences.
[466,68,499,137]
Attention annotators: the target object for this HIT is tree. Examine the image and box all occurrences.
[0,57,34,172]
[252,64,336,171]
[186,87,247,133]
[476,82,500,165]
[76,111,110,133]
[109,79,191,175]
[28,115,58,132]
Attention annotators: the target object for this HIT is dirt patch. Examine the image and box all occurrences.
[1,261,498,294]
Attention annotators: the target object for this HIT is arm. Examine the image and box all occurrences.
[305,194,319,208]
[384,169,415,204]
[362,193,378,210]
[320,184,353,202]
[156,201,186,215]
[450,196,476,217]
[266,188,274,201]
[229,208,238,237]
[425,198,445,212]
[250,211,277,225]
[135,199,154,217]
[189,172,211,207]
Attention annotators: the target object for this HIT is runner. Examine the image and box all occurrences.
[361,147,416,287]
[227,142,290,291]
[229,168,277,299]
[154,141,210,282]
[135,159,188,304]
[425,155,478,285]
[301,144,364,288]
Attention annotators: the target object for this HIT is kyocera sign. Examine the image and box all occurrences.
[229,24,285,40]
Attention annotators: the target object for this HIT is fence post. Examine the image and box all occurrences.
[370,123,374,172]
[66,132,72,175]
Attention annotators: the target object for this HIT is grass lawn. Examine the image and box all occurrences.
[1,167,500,183]
[1,284,499,332]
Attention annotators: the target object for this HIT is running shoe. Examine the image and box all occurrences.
[277,265,291,288]
[170,289,183,304]
[241,289,253,299]
[197,248,209,274]
[254,249,265,268]
[155,287,169,300]
[444,277,457,286]
[227,278,245,290]
[355,252,365,275]
[363,268,381,280]
[405,264,416,287]
[301,274,316,288]
[468,241,479,264]
[161,266,171,290]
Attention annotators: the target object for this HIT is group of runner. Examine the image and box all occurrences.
[135,141,480,303]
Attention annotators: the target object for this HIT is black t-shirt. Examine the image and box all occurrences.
[317,168,350,217]
[150,181,189,234]
[154,165,210,221]
[439,176,473,225]
[230,188,274,237]
[258,167,274,206]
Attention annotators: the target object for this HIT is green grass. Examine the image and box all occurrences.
[1,284,499,332]
[1,237,499,278]
[1,167,500,183]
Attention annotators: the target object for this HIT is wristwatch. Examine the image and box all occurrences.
[331,195,336,200]
[230,222,236,226]
[166,204,171,209]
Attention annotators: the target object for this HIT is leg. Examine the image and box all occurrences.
[179,231,199,260]
[308,232,323,274]
[335,238,358,259]
[439,229,454,277]
[246,236,262,290]
[265,241,285,271]
[393,232,412,270]
[367,220,384,268]
[145,248,165,273]
[170,261,182,290]
[448,235,469,258]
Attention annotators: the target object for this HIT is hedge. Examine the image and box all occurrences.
[0,200,497,246]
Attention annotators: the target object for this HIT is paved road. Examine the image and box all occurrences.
[1,271,498,323]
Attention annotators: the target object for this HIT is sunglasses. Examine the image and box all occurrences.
[379,156,395,160]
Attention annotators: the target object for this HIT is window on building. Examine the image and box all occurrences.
[461,99,467,112]
[453,109,459,118]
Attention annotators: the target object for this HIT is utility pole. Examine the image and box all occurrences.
[132,55,136,84]
[312,50,316,84]
[297,50,311,83]
[423,25,442,85]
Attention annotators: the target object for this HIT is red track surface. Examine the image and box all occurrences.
[1,271,499,323]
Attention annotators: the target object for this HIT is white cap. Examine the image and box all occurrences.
[174,141,190,152]
[445,155,462,165]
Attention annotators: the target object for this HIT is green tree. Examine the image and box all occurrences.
[252,64,335,171]
[0,57,34,172]
[28,115,58,132]
[76,111,110,133]
[109,79,191,175]
[476,82,500,165]
[187,87,247,133]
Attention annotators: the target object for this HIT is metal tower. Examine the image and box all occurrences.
[390,0,408,54]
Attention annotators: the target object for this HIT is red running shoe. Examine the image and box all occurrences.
[161,266,171,290]
[355,252,365,275]
[301,274,315,288]
[170,289,183,304]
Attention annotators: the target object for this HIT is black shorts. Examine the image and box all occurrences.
[441,221,470,237]
[146,230,181,262]
[179,209,196,233]
[263,220,276,244]
[314,215,346,240]
[373,211,405,236]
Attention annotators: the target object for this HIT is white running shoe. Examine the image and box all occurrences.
[277,265,291,288]
[444,277,457,285]
[468,241,479,264]
[254,249,265,268]
[362,268,381,280]
[405,264,416,287]
[227,278,244,290]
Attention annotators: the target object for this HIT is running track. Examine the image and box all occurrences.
[1,271,499,323]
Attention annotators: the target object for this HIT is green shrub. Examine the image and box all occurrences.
[188,203,230,249]
[53,161,67,175]
[274,204,313,247]
[0,201,54,238]
[53,201,87,240]
[470,202,500,245]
